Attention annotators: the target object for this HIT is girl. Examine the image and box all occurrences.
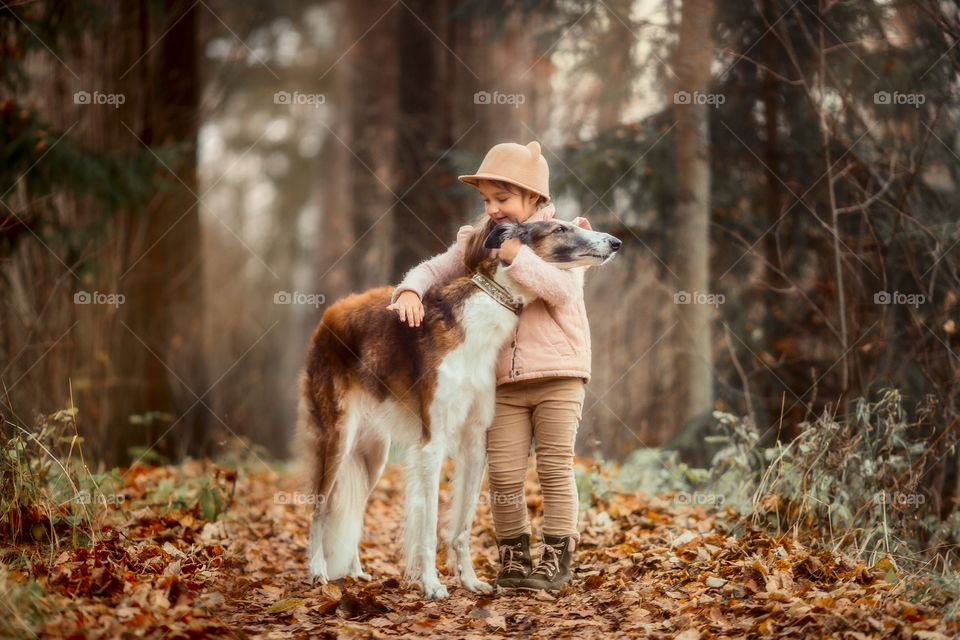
[385,140,592,591]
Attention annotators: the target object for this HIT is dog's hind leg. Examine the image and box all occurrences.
[448,401,495,594]
[309,505,329,583]
[320,395,377,580]
[302,386,372,582]
[349,551,369,580]
[346,434,388,580]
[321,450,373,579]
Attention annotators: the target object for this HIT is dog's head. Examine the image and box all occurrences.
[483,220,622,268]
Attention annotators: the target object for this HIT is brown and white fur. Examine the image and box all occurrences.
[296,220,621,599]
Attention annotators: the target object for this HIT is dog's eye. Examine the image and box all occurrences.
[553,226,566,234]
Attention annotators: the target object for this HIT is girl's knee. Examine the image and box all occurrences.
[534,449,576,471]
[534,464,576,488]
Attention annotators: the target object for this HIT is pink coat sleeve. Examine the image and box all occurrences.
[390,225,476,304]
[502,244,585,307]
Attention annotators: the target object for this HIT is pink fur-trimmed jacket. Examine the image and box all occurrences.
[390,203,591,386]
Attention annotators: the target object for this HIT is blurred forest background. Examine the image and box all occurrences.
[2,0,960,567]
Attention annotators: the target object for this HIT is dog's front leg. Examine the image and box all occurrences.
[448,416,494,594]
[404,442,448,599]
[420,442,448,599]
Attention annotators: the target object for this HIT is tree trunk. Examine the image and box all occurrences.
[128,0,206,461]
[756,0,782,438]
[8,1,204,465]
[317,0,398,302]
[671,0,715,433]
[390,0,453,281]
[89,0,206,464]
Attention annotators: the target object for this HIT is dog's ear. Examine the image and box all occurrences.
[484,223,514,248]
[483,222,528,249]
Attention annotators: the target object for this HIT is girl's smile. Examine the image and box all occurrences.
[477,180,540,224]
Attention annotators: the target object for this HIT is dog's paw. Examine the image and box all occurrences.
[309,554,330,584]
[461,577,494,594]
[422,579,449,600]
[402,566,422,583]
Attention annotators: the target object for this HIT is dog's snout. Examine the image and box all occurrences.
[609,237,622,251]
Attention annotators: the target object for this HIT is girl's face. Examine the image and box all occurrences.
[477,180,539,224]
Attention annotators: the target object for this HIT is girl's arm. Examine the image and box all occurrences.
[390,225,475,304]
[502,246,585,308]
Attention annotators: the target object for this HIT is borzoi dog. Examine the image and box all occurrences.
[297,220,621,599]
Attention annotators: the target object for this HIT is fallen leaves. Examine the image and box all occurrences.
[0,461,243,638]
[335,591,391,621]
[1,457,957,639]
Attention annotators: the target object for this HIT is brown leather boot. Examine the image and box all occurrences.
[495,533,532,589]
[516,534,575,591]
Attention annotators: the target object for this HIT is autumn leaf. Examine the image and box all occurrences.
[266,597,303,614]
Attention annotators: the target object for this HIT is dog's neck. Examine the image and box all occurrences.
[475,258,537,307]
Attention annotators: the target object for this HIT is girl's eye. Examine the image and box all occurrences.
[497,198,507,203]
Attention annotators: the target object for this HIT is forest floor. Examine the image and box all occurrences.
[3,458,958,639]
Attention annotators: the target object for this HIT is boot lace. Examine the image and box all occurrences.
[531,540,563,577]
[499,543,526,575]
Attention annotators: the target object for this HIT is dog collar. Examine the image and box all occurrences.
[470,273,521,314]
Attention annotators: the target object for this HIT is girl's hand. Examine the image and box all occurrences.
[385,290,424,327]
[498,237,522,264]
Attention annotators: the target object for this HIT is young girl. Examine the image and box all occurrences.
[385,140,592,591]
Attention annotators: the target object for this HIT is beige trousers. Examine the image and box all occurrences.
[485,376,586,543]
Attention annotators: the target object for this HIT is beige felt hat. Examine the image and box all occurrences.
[458,141,550,201]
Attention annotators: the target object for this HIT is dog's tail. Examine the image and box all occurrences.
[295,370,332,505]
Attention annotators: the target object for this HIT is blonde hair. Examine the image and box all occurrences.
[462,179,548,272]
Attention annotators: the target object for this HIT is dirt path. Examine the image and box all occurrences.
[211,463,955,640]
[13,460,956,639]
